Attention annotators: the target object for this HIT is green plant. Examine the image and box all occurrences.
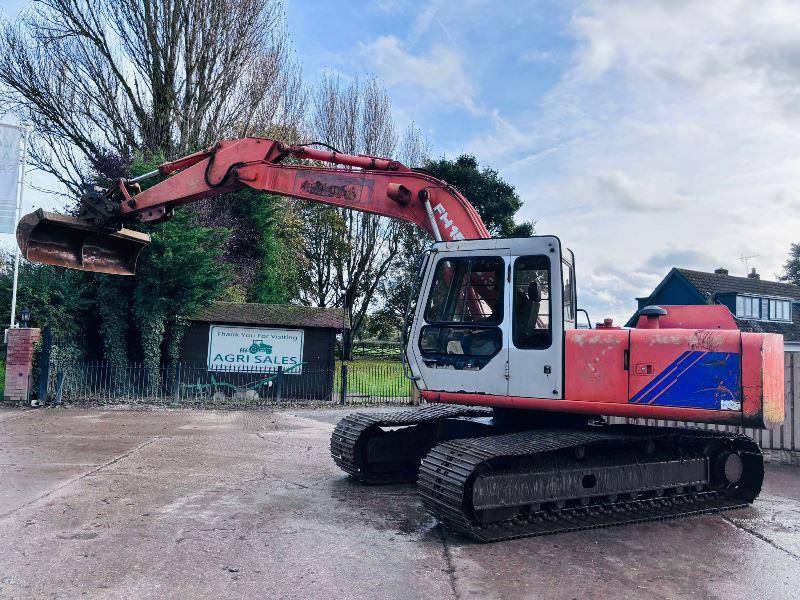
[0,253,94,338]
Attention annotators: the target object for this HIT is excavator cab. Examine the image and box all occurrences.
[405,236,574,401]
[16,209,150,276]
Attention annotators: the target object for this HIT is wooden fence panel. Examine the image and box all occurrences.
[786,352,800,451]
[782,353,792,450]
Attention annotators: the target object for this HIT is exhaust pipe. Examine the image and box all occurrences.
[16,209,151,275]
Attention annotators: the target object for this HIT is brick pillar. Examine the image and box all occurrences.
[4,327,41,404]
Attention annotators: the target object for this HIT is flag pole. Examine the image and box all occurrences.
[9,124,29,328]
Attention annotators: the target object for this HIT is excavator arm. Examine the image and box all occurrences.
[16,137,490,275]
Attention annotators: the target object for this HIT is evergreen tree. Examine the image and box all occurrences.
[424,155,534,237]
[192,187,305,305]
[249,195,306,305]
[91,155,228,385]
[781,243,800,286]
[132,208,228,385]
[0,254,94,341]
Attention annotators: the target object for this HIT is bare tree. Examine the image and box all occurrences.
[0,0,304,194]
[299,75,429,356]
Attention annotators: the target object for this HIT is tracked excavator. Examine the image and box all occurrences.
[17,137,784,542]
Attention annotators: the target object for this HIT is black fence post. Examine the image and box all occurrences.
[275,366,283,402]
[37,327,52,403]
[340,363,348,405]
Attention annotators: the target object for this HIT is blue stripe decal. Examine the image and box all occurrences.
[630,351,741,410]
[630,351,692,403]
[633,351,706,404]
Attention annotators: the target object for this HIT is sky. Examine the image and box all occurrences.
[4,0,800,324]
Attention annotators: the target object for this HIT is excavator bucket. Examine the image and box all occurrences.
[16,209,150,275]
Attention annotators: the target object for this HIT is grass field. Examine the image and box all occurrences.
[334,360,409,398]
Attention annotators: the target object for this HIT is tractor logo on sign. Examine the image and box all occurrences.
[244,339,273,355]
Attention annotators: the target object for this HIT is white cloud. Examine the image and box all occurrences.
[594,171,688,213]
[521,50,553,63]
[373,0,408,14]
[486,0,800,324]
[358,35,479,113]
[570,0,800,109]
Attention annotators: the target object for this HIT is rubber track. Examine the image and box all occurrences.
[418,426,761,542]
[330,404,492,484]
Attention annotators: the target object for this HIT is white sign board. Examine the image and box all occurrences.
[207,325,304,374]
[0,125,21,234]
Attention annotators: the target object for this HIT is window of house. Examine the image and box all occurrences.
[769,299,792,321]
[735,295,793,321]
[736,295,760,319]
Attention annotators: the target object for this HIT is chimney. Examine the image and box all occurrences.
[714,267,728,276]
[747,267,760,280]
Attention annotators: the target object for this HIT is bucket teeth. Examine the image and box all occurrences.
[16,209,150,275]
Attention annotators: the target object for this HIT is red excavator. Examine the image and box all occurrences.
[17,137,784,542]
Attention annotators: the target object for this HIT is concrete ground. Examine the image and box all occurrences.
[0,407,798,600]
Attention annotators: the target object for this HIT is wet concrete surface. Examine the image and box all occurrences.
[0,405,798,600]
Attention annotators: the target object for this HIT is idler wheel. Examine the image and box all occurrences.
[720,452,744,485]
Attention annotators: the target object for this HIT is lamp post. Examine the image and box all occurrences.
[20,307,30,328]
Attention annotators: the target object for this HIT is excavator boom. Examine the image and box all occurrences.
[16,137,489,275]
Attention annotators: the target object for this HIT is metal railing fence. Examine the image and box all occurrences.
[41,350,800,462]
[46,360,413,407]
[347,340,403,361]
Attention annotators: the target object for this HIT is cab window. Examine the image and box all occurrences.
[513,255,551,349]
[562,260,575,323]
[421,256,504,370]
[425,257,503,324]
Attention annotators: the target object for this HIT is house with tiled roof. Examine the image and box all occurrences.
[626,267,800,352]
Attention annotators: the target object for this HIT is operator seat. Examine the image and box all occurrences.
[514,281,542,345]
[525,281,542,334]
[514,281,542,346]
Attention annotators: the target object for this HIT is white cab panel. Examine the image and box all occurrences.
[406,236,569,400]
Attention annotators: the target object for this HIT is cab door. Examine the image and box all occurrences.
[507,237,567,399]
[408,246,510,396]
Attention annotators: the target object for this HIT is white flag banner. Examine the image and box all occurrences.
[0,125,22,234]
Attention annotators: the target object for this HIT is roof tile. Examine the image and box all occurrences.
[632,268,800,342]
[734,305,800,342]
[675,268,800,300]
[191,301,350,329]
